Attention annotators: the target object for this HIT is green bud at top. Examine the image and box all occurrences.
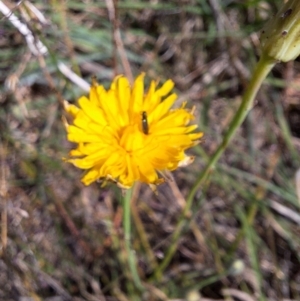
[260,0,300,62]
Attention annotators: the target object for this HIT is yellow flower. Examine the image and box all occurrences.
[64,73,203,188]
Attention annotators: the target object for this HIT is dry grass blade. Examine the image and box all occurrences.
[0,144,8,253]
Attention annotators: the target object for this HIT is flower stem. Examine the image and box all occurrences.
[123,186,144,291]
[153,54,276,280]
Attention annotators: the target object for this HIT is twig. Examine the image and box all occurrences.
[0,1,47,56]
[0,143,8,254]
[269,199,300,226]
[222,288,256,301]
[46,187,94,262]
[0,1,89,91]
[58,62,90,92]
[105,0,133,82]
[296,168,300,206]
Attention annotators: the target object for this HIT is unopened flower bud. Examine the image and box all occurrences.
[260,0,300,62]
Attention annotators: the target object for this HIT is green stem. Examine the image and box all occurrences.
[153,54,276,280]
[123,187,144,291]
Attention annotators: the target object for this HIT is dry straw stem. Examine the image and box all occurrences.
[0,1,47,55]
[105,0,133,82]
[0,1,89,91]
[296,168,300,205]
[0,144,8,253]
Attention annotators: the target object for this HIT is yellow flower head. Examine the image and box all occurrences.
[64,73,203,188]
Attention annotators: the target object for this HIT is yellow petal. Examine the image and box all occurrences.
[155,79,174,97]
[149,93,177,123]
[130,73,145,115]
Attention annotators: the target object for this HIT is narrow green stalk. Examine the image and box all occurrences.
[153,54,276,280]
[236,206,265,301]
[225,196,259,262]
[123,187,144,291]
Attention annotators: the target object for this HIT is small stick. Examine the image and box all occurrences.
[0,144,8,254]
[105,0,133,83]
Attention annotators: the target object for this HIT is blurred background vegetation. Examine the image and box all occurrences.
[1,0,300,300]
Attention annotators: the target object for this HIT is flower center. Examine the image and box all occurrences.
[119,124,147,153]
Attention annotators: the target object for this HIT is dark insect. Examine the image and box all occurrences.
[141,111,149,135]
